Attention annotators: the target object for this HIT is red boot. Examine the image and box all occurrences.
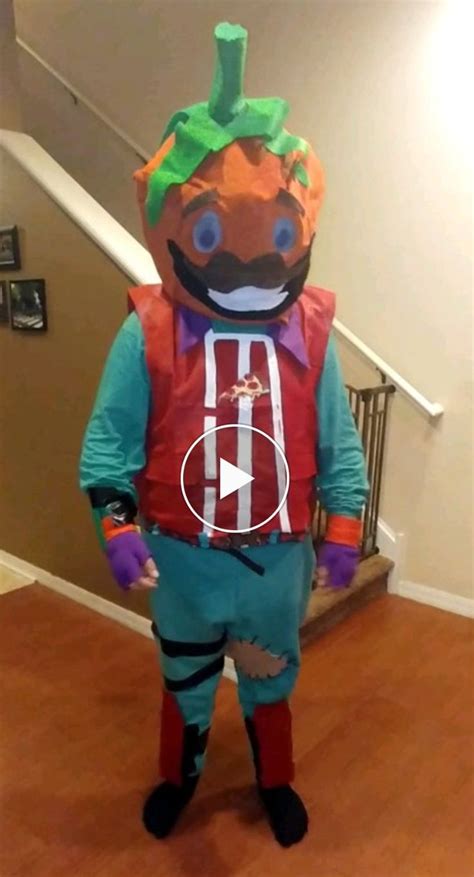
[143,690,208,839]
[245,701,308,847]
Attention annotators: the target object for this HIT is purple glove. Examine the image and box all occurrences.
[317,542,359,589]
[105,531,156,591]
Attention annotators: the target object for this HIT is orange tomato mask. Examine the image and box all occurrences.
[134,23,325,322]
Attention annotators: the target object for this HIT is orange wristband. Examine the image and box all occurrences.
[325,515,362,548]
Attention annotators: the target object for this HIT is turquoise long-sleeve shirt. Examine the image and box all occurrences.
[80,313,368,518]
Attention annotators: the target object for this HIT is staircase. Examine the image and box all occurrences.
[300,379,396,646]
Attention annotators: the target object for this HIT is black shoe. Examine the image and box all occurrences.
[258,784,309,847]
[143,776,199,839]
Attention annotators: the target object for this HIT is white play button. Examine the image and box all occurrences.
[180,424,290,534]
[219,458,254,500]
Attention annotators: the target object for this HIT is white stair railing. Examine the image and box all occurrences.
[333,320,443,418]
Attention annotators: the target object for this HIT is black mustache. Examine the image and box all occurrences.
[168,238,313,321]
[167,241,311,293]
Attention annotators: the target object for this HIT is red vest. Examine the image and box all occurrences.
[129,285,334,536]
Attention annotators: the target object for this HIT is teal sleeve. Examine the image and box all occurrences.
[79,312,150,501]
[316,334,369,518]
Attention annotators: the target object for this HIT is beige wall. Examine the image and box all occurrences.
[11,0,474,597]
[0,0,22,129]
[0,150,149,616]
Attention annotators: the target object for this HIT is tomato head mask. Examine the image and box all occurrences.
[135,23,325,322]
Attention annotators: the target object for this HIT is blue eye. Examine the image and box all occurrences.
[192,211,222,253]
[273,217,297,253]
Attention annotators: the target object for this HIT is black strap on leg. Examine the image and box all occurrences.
[164,655,225,692]
[212,545,265,576]
[151,622,227,658]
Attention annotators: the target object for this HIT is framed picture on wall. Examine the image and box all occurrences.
[0,280,9,323]
[9,279,48,332]
[0,226,21,270]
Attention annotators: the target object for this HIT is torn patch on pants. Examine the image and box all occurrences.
[227,639,288,679]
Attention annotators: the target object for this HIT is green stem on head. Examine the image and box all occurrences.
[208,22,247,125]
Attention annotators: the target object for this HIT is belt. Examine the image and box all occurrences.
[143,522,308,550]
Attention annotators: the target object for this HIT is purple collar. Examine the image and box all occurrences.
[177,305,309,368]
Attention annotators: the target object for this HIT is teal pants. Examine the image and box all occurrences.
[147,533,315,779]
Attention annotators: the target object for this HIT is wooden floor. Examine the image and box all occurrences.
[1,584,473,877]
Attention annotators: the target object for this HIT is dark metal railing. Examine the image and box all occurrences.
[314,380,396,558]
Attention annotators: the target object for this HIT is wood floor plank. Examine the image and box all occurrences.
[1,584,472,877]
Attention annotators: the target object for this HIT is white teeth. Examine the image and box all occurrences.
[207,284,288,312]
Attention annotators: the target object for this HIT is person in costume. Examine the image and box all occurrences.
[80,23,368,847]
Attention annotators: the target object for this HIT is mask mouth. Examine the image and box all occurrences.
[208,285,289,312]
[167,240,312,320]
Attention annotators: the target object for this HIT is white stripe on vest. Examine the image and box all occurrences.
[202,329,290,534]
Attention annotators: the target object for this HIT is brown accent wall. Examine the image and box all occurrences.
[0,0,22,130]
[0,150,149,616]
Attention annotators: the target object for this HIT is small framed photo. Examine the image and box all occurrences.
[9,279,48,332]
[0,280,9,323]
[0,226,21,270]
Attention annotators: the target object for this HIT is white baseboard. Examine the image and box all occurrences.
[0,548,238,682]
[374,522,473,617]
[376,518,406,591]
[394,579,474,618]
